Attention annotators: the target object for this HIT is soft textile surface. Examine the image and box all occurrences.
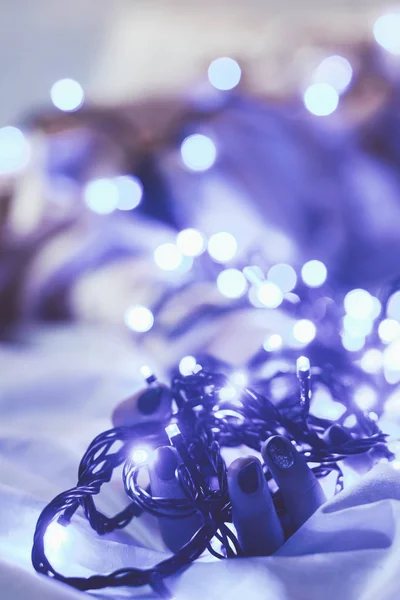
[1,325,400,600]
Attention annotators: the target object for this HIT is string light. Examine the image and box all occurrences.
[44,522,68,556]
[263,333,283,351]
[180,134,216,171]
[386,291,400,320]
[312,55,353,93]
[176,228,205,256]
[114,175,143,211]
[292,320,316,344]
[125,305,154,333]
[344,289,374,320]
[374,13,400,55]
[0,126,30,175]
[354,385,378,411]
[360,349,383,374]
[301,260,327,288]
[256,281,283,308]
[207,232,237,263]
[217,268,247,298]
[131,448,150,464]
[84,178,119,215]
[50,78,84,112]
[303,83,339,116]
[342,332,365,352]
[378,318,400,344]
[267,263,297,293]
[154,243,183,271]
[179,355,197,376]
[343,315,373,337]
[208,57,242,90]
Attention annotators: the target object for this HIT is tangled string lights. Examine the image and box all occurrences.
[32,345,391,598]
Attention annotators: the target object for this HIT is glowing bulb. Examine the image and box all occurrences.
[392,460,400,470]
[293,320,316,344]
[181,134,216,171]
[267,264,297,293]
[342,332,365,352]
[354,385,377,411]
[301,260,327,288]
[256,281,283,308]
[207,232,237,263]
[263,333,283,351]
[230,370,248,387]
[297,356,310,373]
[344,289,374,320]
[84,178,119,214]
[0,126,30,175]
[217,268,247,299]
[208,57,241,90]
[166,423,181,440]
[304,83,339,116]
[387,291,400,320]
[179,356,197,376]
[131,447,150,464]
[140,365,153,379]
[378,318,400,343]
[344,414,357,428]
[114,175,143,210]
[50,78,84,112]
[125,305,154,333]
[154,243,183,271]
[313,55,353,93]
[219,386,238,401]
[374,13,400,55]
[44,522,68,555]
[360,349,383,374]
[176,228,205,256]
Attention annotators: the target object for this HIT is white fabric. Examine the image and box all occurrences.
[1,325,400,600]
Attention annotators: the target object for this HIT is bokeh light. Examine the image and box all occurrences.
[0,126,30,175]
[207,232,237,263]
[360,349,383,374]
[301,260,327,288]
[292,320,316,344]
[131,448,150,464]
[219,386,239,401]
[181,134,216,171]
[343,315,373,337]
[374,13,400,55]
[303,83,339,116]
[179,355,197,376]
[312,55,353,93]
[154,243,184,271]
[344,289,374,320]
[267,263,297,293]
[263,333,283,352]
[125,306,154,333]
[44,522,68,556]
[50,78,84,112]
[176,228,205,256]
[217,268,247,299]
[342,332,365,352]
[84,178,119,214]
[114,175,143,210]
[354,385,378,411]
[256,281,283,308]
[378,318,400,344]
[208,57,242,90]
[387,291,400,320]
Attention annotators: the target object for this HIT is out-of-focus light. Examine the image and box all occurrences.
[371,297,382,320]
[344,289,374,320]
[387,291,400,320]
[230,370,248,387]
[383,339,400,372]
[267,263,297,293]
[392,460,400,470]
[343,414,357,428]
[256,281,283,308]
[131,447,150,464]
[176,228,205,256]
[384,388,400,414]
[181,134,216,171]
[263,333,283,352]
[179,355,197,376]
[313,55,353,93]
[114,175,143,210]
[379,318,400,344]
[360,349,383,374]
[217,268,247,299]
[374,13,400,55]
[208,57,241,90]
[219,386,239,401]
[301,260,327,288]
[343,315,373,337]
[293,320,316,344]
[166,423,181,440]
[342,332,365,352]
[50,78,84,112]
[140,365,153,379]
[369,412,379,422]
[125,305,154,333]
[154,243,183,271]
[297,356,310,373]
[84,178,119,214]
[208,232,237,263]
[0,126,30,175]
[303,83,339,116]
[44,522,68,555]
[354,385,378,411]
[311,388,346,420]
